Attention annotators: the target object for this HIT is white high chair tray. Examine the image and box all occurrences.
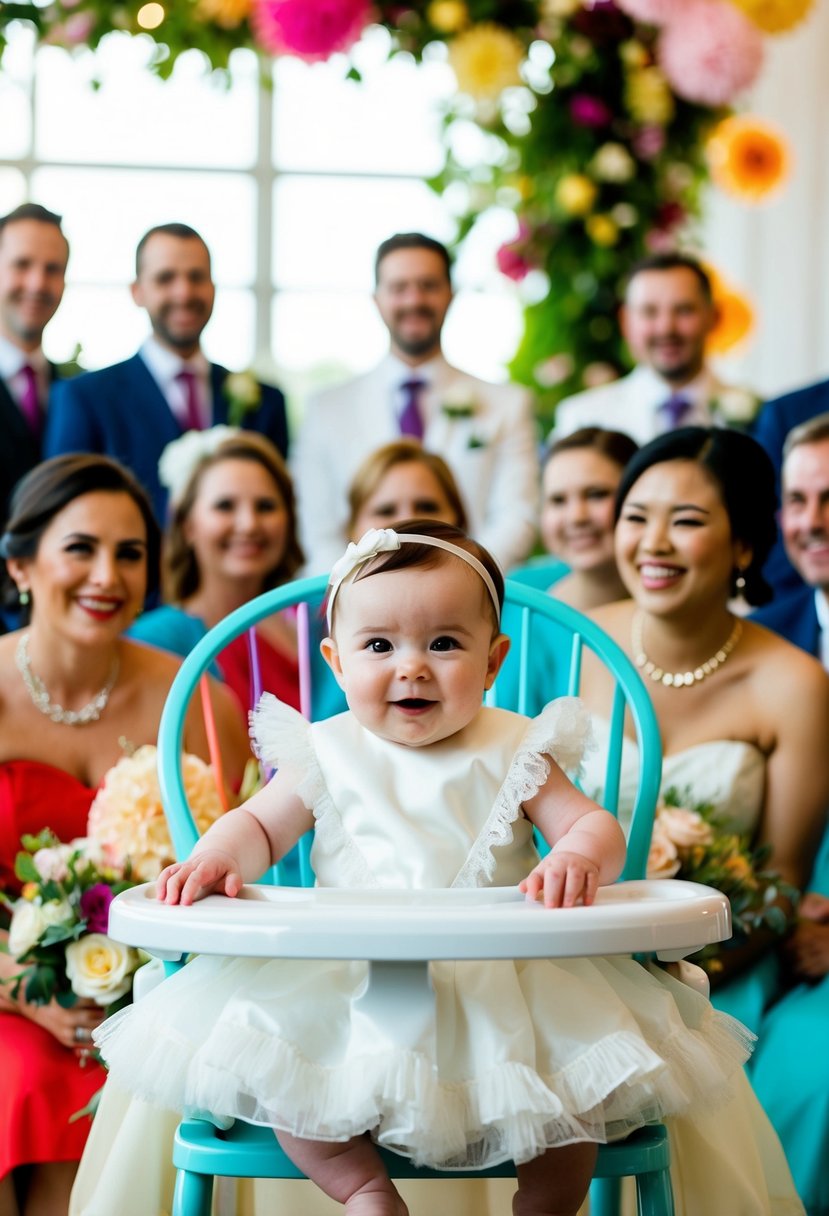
[110,879,730,964]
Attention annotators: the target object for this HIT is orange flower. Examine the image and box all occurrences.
[707,115,791,203]
[729,0,814,35]
[707,275,755,356]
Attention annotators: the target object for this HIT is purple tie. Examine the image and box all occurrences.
[398,378,426,441]
[176,369,203,432]
[658,394,692,430]
[18,364,41,438]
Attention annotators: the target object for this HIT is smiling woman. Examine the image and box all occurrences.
[0,453,249,1216]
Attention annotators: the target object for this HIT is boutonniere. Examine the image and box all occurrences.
[223,370,262,426]
[440,384,477,421]
[713,386,763,428]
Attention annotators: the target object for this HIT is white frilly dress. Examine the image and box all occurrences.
[94,695,772,1186]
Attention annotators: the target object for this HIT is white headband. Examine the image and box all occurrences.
[326,528,501,629]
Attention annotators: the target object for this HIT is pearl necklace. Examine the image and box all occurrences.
[632,612,743,688]
[15,632,119,726]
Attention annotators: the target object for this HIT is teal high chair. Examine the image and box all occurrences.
[117,575,726,1216]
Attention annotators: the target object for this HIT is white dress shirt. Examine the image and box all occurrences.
[815,590,829,671]
[139,337,211,430]
[0,334,48,417]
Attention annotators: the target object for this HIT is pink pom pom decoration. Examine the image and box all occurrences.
[251,0,371,61]
[658,0,764,107]
[614,0,675,25]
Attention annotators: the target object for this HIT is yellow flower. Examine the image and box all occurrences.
[427,0,468,34]
[619,39,649,69]
[729,0,814,34]
[585,214,620,246]
[448,23,524,101]
[724,854,753,882]
[554,173,597,216]
[707,115,791,204]
[195,0,252,28]
[540,0,583,14]
[625,66,675,126]
[21,882,39,901]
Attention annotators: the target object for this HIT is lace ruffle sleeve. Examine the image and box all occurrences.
[249,693,324,812]
[523,696,593,780]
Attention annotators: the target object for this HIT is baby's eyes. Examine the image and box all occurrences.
[365,638,392,653]
[430,636,460,652]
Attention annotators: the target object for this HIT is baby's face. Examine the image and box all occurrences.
[323,559,508,747]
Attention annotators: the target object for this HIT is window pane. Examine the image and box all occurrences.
[34,38,258,168]
[273,175,452,291]
[273,26,452,176]
[0,24,33,159]
[0,168,27,213]
[31,166,256,286]
[273,290,386,382]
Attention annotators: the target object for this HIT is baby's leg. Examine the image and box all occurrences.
[276,1130,408,1216]
[514,1142,597,1216]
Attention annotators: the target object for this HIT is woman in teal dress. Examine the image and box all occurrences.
[497,427,638,713]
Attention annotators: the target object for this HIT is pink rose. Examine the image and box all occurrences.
[646,824,681,879]
[656,807,714,851]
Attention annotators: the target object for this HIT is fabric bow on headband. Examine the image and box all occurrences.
[325,527,501,629]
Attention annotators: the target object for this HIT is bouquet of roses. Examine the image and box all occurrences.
[647,786,798,974]
[1,830,142,1014]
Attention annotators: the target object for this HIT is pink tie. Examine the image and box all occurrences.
[18,364,41,438]
[176,369,203,432]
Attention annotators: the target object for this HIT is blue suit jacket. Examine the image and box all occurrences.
[44,354,289,522]
[751,584,820,658]
[752,379,829,597]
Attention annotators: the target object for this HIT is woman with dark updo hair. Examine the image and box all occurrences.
[0,455,249,1216]
[579,428,829,1030]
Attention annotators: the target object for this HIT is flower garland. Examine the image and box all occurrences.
[0,0,810,427]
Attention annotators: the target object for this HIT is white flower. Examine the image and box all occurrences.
[65,934,140,1005]
[534,353,574,388]
[223,371,261,408]
[158,425,240,505]
[656,806,714,851]
[441,383,477,418]
[591,142,636,183]
[8,899,71,957]
[715,387,761,424]
[32,845,72,882]
[646,823,682,879]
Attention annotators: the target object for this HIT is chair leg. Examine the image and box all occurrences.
[172,1168,214,1216]
[635,1166,675,1216]
[589,1176,621,1216]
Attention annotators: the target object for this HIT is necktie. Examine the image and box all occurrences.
[398,378,426,441]
[18,364,41,439]
[658,393,692,430]
[176,369,203,432]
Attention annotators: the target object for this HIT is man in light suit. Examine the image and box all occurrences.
[45,222,288,523]
[295,233,538,572]
[753,413,829,661]
[0,203,69,531]
[552,252,754,444]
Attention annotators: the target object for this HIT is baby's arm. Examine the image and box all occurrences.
[519,759,626,909]
[157,766,314,906]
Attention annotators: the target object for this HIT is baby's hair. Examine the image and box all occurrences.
[352,520,504,630]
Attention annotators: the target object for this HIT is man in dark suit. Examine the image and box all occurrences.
[752,412,829,662]
[45,222,288,522]
[752,375,829,595]
[0,202,69,530]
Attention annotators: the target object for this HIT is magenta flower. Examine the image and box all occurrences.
[251,0,371,62]
[496,221,537,283]
[632,125,666,161]
[80,884,114,935]
[569,94,613,129]
[658,0,764,107]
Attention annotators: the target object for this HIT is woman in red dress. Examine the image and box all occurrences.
[0,454,249,1216]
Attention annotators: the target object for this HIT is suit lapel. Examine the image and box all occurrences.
[210,363,228,424]
[0,376,39,463]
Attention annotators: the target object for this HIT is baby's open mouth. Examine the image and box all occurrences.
[395,698,435,710]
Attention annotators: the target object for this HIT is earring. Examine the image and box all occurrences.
[18,588,30,606]
[735,571,747,592]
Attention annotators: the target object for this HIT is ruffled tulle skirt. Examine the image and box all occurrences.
[96,952,751,1171]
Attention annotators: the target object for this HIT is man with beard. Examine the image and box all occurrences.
[45,223,288,522]
[552,252,753,444]
[0,203,69,531]
[295,232,538,571]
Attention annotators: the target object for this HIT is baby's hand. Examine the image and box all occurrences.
[156,849,243,906]
[519,851,600,909]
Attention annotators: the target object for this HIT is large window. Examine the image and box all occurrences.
[0,23,524,418]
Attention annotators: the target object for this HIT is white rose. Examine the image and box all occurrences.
[591,142,636,183]
[646,824,681,880]
[65,934,140,1005]
[224,371,261,408]
[716,387,761,424]
[8,901,46,957]
[656,807,714,851]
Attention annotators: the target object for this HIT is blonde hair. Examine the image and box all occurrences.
[163,432,303,602]
[346,440,468,538]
